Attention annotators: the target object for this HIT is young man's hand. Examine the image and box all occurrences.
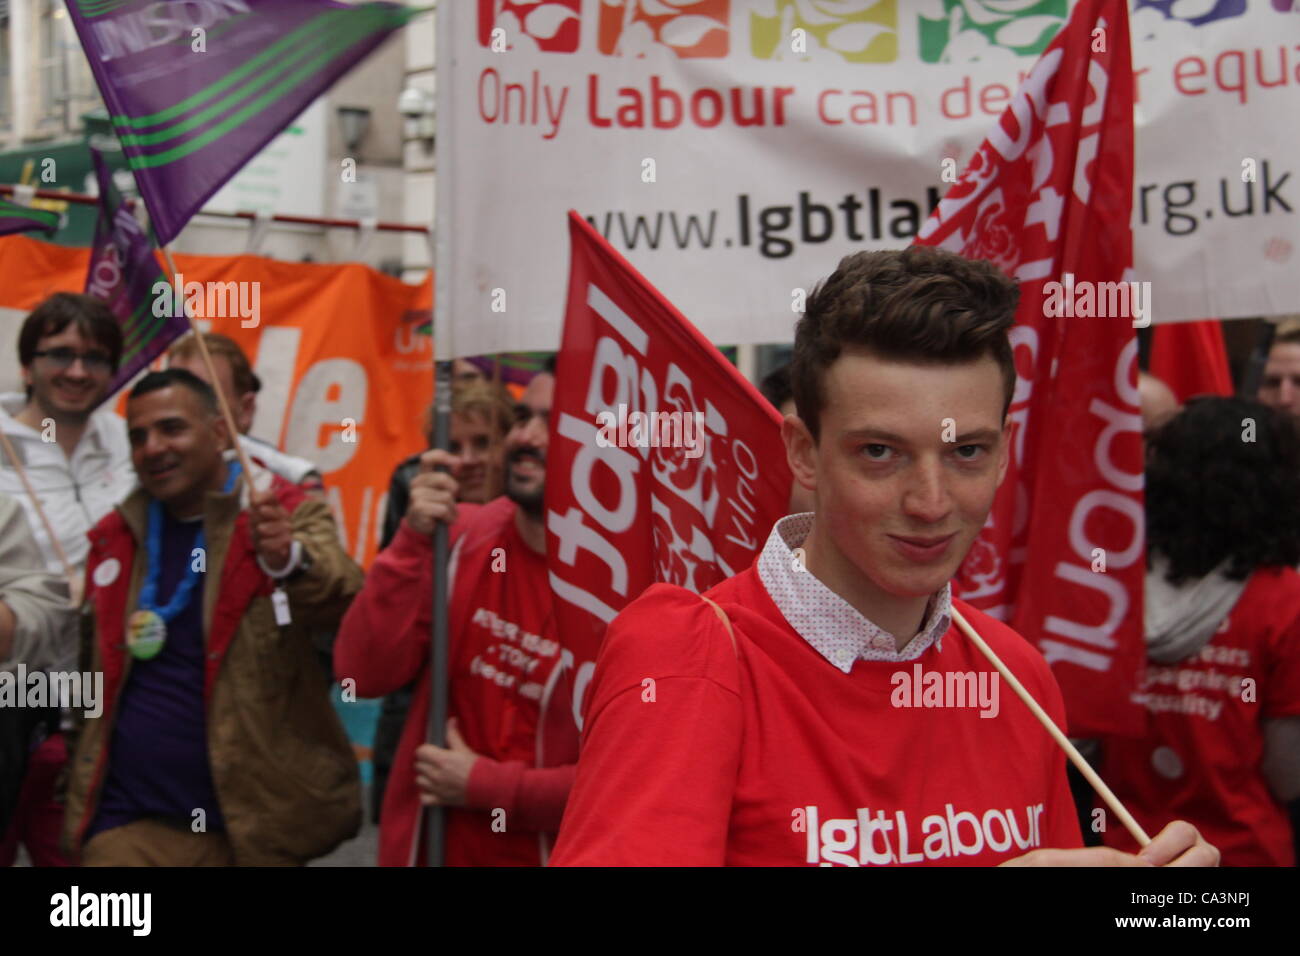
[414,718,480,807]
[1001,820,1220,866]
[404,449,461,537]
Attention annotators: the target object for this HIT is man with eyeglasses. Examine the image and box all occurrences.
[0,292,135,867]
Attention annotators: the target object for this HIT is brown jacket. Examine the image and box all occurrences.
[62,469,363,864]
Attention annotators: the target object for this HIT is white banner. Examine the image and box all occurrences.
[437,0,1300,355]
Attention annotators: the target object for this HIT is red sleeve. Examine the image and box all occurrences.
[1261,596,1300,720]
[464,760,578,832]
[333,521,433,697]
[549,586,743,867]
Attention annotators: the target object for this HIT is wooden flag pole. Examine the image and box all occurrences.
[158,246,257,483]
[0,429,79,600]
[949,605,1152,848]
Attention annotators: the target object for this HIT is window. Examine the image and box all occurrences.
[39,0,66,125]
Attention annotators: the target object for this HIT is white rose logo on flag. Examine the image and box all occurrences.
[651,495,728,593]
[967,190,1019,275]
[957,535,1003,602]
[651,363,724,525]
[549,213,794,731]
[649,363,731,592]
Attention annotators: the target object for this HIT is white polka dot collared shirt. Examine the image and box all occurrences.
[755,513,953,673]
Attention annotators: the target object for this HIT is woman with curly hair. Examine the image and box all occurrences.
[1101,396,1300,866]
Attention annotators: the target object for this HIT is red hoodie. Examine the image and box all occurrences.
[334,497,577,866]
[1102,566,1300,866]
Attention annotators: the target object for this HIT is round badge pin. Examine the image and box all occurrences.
[1151,745,1183,780]
[126,609,167,661]
[93,557,121,588]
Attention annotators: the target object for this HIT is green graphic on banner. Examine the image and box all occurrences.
[919,0,1067,63]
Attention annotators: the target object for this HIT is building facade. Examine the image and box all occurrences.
[0,0,430,273]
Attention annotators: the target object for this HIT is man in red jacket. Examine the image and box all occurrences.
[334,366,578,866]
[63,370,361,865]
[550,247,1219,867]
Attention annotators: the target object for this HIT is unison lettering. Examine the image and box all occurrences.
[90,0,250,62]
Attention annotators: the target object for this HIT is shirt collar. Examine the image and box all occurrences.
[756,513,952,673]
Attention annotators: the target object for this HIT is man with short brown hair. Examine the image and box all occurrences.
[551,247,1218,867]
[1,292,133,867]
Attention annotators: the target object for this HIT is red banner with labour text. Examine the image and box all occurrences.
[546,211,792,730]
[914,0,1144,737]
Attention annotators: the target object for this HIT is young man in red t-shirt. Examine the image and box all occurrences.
[335,368,578,866]
[549,247,1219,867]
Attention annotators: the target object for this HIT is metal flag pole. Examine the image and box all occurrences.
[1238,319,1276,400]
[422,0,453,869]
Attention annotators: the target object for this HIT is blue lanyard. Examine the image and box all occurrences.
[139,461,242,623]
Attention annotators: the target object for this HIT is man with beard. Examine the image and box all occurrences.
[336,364,578,866]
[1257,325,1300,424]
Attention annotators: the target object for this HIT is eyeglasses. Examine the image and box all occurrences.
[32,348,114,374]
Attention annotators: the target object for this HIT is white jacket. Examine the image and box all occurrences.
[0,393,136,576]
[0,492,74,673]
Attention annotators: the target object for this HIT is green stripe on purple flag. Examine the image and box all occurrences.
[85,148,184,403]
[68,0,419,246]
[0,196,60,236]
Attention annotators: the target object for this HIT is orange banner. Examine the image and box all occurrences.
[0,235,433,568]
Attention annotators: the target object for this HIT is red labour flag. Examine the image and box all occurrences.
[1149,320,1234,404]
[546,211,792,729]
[913,0,1144,736]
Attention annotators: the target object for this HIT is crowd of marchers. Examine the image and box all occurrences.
[2,252,1298,867]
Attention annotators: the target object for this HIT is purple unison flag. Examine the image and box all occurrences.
[0,196,60,236]
[68,0,417,246]
[86,148,184,399]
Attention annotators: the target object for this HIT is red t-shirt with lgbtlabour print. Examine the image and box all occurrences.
[550,569,1083,867]
[1102,567,1300,867]
[336,498,574,867]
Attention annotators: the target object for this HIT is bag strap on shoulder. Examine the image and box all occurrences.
[699,595,738,656]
